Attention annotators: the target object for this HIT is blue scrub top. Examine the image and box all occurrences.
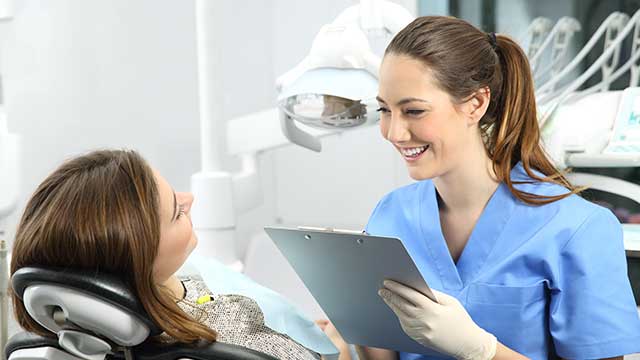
[365,163,640,359]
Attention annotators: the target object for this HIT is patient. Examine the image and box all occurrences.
[10,149,349,360]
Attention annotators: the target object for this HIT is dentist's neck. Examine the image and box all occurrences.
[433,141,499,215]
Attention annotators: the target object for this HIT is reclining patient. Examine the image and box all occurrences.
[10,149,348,360]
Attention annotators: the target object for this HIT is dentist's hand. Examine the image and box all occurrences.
[379,280,497,360]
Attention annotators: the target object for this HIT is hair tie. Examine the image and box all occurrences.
[488,32,497,50]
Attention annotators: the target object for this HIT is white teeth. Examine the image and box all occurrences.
[401,145,428,156]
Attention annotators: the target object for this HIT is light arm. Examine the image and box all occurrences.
[539,10,640,126]
[525,17,553,60]
[536,12,629,99]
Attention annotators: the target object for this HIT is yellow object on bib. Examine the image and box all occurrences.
[196,294,213,304]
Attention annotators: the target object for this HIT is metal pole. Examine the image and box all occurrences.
[195,0,224,173]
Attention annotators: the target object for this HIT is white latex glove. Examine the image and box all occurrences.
[379,280,497,360]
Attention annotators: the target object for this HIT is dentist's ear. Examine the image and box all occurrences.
[460,87,491,127]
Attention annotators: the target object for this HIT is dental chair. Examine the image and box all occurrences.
[4,267,278,360]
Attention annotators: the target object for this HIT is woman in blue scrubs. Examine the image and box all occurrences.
[360,16,640,360]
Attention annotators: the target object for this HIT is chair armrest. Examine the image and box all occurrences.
[6,332,281,360]
[133,340,280,360]
[4,332,61,358]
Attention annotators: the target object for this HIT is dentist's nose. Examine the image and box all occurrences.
[384,115,411,143]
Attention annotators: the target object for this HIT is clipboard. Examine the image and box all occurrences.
[263,225,441,355]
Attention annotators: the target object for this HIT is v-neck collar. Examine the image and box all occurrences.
[418,177,517,290]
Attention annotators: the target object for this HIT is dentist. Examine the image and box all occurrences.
[361,16,640,360]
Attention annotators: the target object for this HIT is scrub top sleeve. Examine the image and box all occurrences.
[550,207,640,359]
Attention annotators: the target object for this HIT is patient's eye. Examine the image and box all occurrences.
[176,204,185,219]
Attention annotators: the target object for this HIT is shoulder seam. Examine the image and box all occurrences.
[559,207,605,252]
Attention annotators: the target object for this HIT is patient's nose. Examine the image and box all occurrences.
[177,192,194,215]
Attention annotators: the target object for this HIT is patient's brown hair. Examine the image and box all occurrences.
[10,149,217,343]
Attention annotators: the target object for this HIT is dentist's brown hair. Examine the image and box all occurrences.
[10,149,217,343]
[386,16,582,205]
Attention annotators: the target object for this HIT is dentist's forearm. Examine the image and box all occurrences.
[491,342,529,360]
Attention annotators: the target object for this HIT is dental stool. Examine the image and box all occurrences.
[5,267,278,360]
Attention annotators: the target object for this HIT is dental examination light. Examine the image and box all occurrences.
[190,0,414,270]
[276,0,413,152]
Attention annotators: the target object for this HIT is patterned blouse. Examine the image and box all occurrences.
[176,275,321,360]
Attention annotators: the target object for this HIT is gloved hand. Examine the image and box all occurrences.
[379,280,497,360]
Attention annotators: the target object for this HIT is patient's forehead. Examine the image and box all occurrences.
[152,169,173,223]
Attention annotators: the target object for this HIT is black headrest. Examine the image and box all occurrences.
[12,267,162,335]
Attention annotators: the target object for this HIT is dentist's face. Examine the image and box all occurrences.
[377,54,472,180]
[153,170,197,284]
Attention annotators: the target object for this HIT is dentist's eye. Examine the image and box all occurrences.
[406,109,425,116]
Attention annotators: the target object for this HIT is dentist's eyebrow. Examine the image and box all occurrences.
[376,96,430,106]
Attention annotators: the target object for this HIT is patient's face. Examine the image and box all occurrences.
[153,170,198,284]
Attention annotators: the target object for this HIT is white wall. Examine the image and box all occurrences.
[2,0,204,243]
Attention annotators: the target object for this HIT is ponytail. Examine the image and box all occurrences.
[386,16,583,205]
[490,35,583,205]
